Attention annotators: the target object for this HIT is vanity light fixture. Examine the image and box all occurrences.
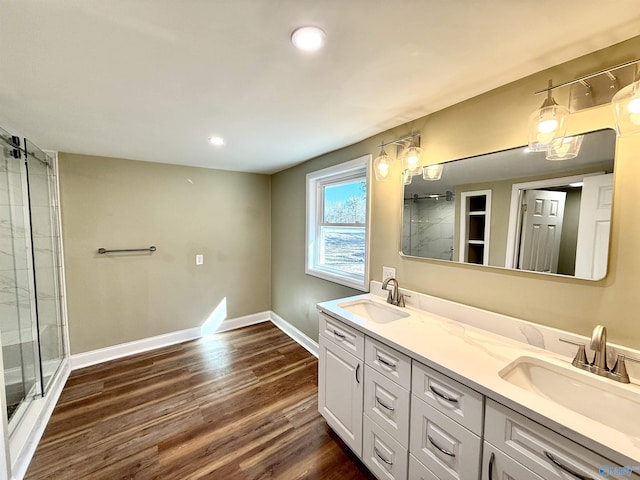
[612,66,640,136]
[528,80,569,152]
[423,164,443,181]
[291,26,327,52]
[528,59,640,143]
[373,144,392,181]
[372,133,423,182]
[402,135,423,176]
[546,135,584,161]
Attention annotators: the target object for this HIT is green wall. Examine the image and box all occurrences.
[60,154,271,354]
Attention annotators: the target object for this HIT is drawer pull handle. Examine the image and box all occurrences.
[376,355,397,369]
[333,330,346,339]
[374,447,393,466]
[375,397,395,412]
[427,435,456,458]
[429,385,458,403]
[488,452,495,480]
[543,451,593,480]
[355,363,360,384]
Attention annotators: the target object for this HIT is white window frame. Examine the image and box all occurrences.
[306,154,371,291]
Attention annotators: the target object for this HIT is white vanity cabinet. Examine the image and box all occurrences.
[317,306,636,480]
[318,313,365,456]
[483,399,632,480]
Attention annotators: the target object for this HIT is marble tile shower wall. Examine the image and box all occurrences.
[402,198,455,260]
[0,154,35,372]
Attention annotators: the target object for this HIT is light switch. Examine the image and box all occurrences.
[196,254,204,265]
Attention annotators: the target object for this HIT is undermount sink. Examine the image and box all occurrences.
[500,356,640,438]
[337,299,409,324]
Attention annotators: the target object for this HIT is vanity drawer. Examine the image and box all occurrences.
[485,399,630,480]
[365,336,411,389]
[319,312,364,359]
[409,396,481,480]
[481,442,543,480]
[411,360,484,435]
[363,414,408,480]
[364,366,410,446]
[408,454,439,480]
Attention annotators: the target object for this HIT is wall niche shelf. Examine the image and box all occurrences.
[460,190,492,265]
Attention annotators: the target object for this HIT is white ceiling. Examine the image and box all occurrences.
[1,1,639,174]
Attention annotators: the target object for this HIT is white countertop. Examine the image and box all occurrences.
[317,287,640,467]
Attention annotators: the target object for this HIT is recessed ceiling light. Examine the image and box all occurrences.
[208,136,224,146]
[291,26,327,52]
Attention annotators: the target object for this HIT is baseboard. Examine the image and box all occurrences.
[70,311,271,370]
[269,311,319,358]
[214,311,271,333]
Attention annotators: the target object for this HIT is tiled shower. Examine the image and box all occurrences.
[402,193,455,260]
[0,127,67,476]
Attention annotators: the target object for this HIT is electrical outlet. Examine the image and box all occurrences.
[196,254,204,265]
[382,266,396,281]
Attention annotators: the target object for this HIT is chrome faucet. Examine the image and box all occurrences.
[381,277,407,307]
[561,324,640,384]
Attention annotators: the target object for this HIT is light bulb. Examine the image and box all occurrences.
[528,84,569,151]
[537,118,558,134]
[627,97,640,113]
[628,97,640,126]
[403,145,422,175]
[291,26,327,52]
[373,148,392,181]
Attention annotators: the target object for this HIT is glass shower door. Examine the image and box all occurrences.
[0,129,41,427]
[24,140,64,393]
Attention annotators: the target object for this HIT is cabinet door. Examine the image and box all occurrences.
[481,442,543,480]
[318,336,364,456]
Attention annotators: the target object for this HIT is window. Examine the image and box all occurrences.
[306,155,370,291]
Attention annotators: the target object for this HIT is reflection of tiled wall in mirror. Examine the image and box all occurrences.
[403,198,454,260]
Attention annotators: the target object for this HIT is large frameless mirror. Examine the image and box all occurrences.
[401,128,616,280]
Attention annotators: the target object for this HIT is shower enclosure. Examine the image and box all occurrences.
[0,126,67,478]
[402,192,456,260]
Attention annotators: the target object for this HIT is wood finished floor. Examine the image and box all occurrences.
[26,322,375,480]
